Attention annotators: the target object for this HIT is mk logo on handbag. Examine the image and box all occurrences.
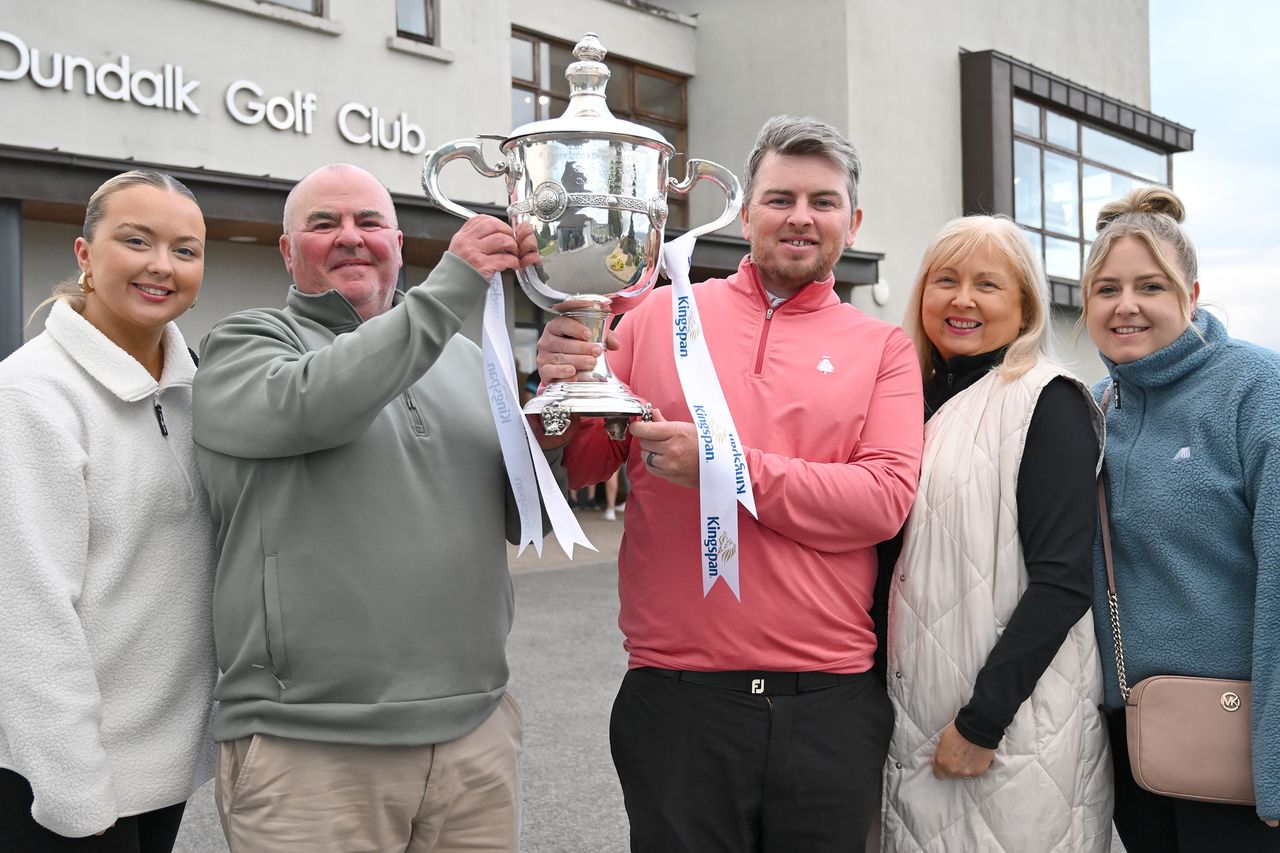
[1221,691,1241,712]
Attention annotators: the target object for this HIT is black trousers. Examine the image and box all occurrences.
[0,769,186,853]
[610,667,893,853]
[1108,710,1280,851]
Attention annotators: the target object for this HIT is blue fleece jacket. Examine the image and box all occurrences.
[1092,310,1280,820]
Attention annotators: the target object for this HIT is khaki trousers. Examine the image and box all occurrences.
[215,692,523,853]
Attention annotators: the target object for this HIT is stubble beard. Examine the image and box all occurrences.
[754,242,839,295]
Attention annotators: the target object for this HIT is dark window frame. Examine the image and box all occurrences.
[396,0,437,44]
[960,49,1194,307]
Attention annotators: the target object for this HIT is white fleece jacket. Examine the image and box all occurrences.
[0,301,217,838]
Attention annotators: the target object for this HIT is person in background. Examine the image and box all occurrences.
[1083,186,1279,848]
[0,170,216,851]
[602,470,621,521]
[880,214,1112,852]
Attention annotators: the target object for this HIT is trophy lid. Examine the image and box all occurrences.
[507,33,674,151]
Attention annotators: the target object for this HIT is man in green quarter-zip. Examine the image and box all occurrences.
[192,163,544,853]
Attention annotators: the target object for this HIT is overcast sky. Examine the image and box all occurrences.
[1149,1,1280,350]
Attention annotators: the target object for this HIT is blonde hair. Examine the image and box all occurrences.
[1079,186,1198,332]
[31,170,199,322]
[904,215,1052,382]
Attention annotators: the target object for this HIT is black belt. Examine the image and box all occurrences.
[644,667,860,696]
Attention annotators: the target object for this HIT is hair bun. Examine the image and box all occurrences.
[1096,186,1185,232]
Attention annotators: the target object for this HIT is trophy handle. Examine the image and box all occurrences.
[421,138,509,220]
[666,158,744,241]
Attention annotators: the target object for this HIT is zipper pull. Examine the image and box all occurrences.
[765,307,774,320]
[1114,380,1122,410]
[153,391,169,437]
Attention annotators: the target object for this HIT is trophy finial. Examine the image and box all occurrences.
[564,33,613,119]
[574,33,608,63]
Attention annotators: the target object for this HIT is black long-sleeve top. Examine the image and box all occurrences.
[874,348,1099,748]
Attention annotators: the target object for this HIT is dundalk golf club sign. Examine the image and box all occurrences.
[0,29,429,155]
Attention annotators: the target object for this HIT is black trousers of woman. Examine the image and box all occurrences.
[0,769,186,853]
[1108,711,1280,851]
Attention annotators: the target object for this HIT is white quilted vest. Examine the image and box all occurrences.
[881,359,1113,853]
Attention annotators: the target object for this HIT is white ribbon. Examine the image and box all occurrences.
[481,274,594,558]
[664,234,757,599]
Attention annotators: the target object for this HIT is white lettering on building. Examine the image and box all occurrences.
[338,102,426,154]
[0,29,432,156]
[0,31,199,113]
[225,80,316,134]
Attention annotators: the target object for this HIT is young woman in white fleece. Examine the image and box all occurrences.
[0,170,217,851]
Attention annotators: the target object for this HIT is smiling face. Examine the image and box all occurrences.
[280,165,404,320]
[76,184,205,348]
[1086,235,1196,364]
[741,151,861,298]
[920,241,1025,362]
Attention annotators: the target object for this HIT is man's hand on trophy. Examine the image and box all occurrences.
[630,408,699,489]
[449,216,541,280]
[535,316,618,382]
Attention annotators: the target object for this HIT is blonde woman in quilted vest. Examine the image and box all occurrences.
[1083,186,1280,848]
[879,215,1113,852]
[0,171,216,851]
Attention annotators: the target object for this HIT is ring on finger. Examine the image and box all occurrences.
[646,451,657,467]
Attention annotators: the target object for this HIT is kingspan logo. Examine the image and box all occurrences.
[693,404,716,461]
[703,516,739,580]
[704,515,720,577]
[727,431,748,495]
[719,529,738,562]
[486,362,512,424]
[674,295,701,358]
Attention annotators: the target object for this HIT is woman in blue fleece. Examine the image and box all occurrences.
[1083,185,1280,849]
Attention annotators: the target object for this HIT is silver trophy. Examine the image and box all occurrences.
[422,32,742,439]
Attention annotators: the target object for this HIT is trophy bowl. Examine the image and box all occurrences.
[422,33,742,439]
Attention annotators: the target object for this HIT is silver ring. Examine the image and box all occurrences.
[646,451,657,467]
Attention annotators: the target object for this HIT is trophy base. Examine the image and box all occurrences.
[524,379,652,439]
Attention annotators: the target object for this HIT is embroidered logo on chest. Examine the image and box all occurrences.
[1174,447,1191,460]
[816,355,835,374]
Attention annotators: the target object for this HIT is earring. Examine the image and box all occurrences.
[187,300,198,311]
[78,271,94,294]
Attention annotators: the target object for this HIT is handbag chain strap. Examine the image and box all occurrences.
[1097,382,1132,701]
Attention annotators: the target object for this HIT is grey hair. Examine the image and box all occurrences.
[743,115,862,209]
[282,163,398,233]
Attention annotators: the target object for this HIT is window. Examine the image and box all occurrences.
[396,0,436,43]
[511,31,689,227]
[960,51,1193,308]
[1011,97,1169,305]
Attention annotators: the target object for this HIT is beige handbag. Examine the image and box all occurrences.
[1098,475,1256,805]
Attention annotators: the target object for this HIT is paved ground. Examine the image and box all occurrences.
[173,507,1124,851]
[174,508,631,853]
